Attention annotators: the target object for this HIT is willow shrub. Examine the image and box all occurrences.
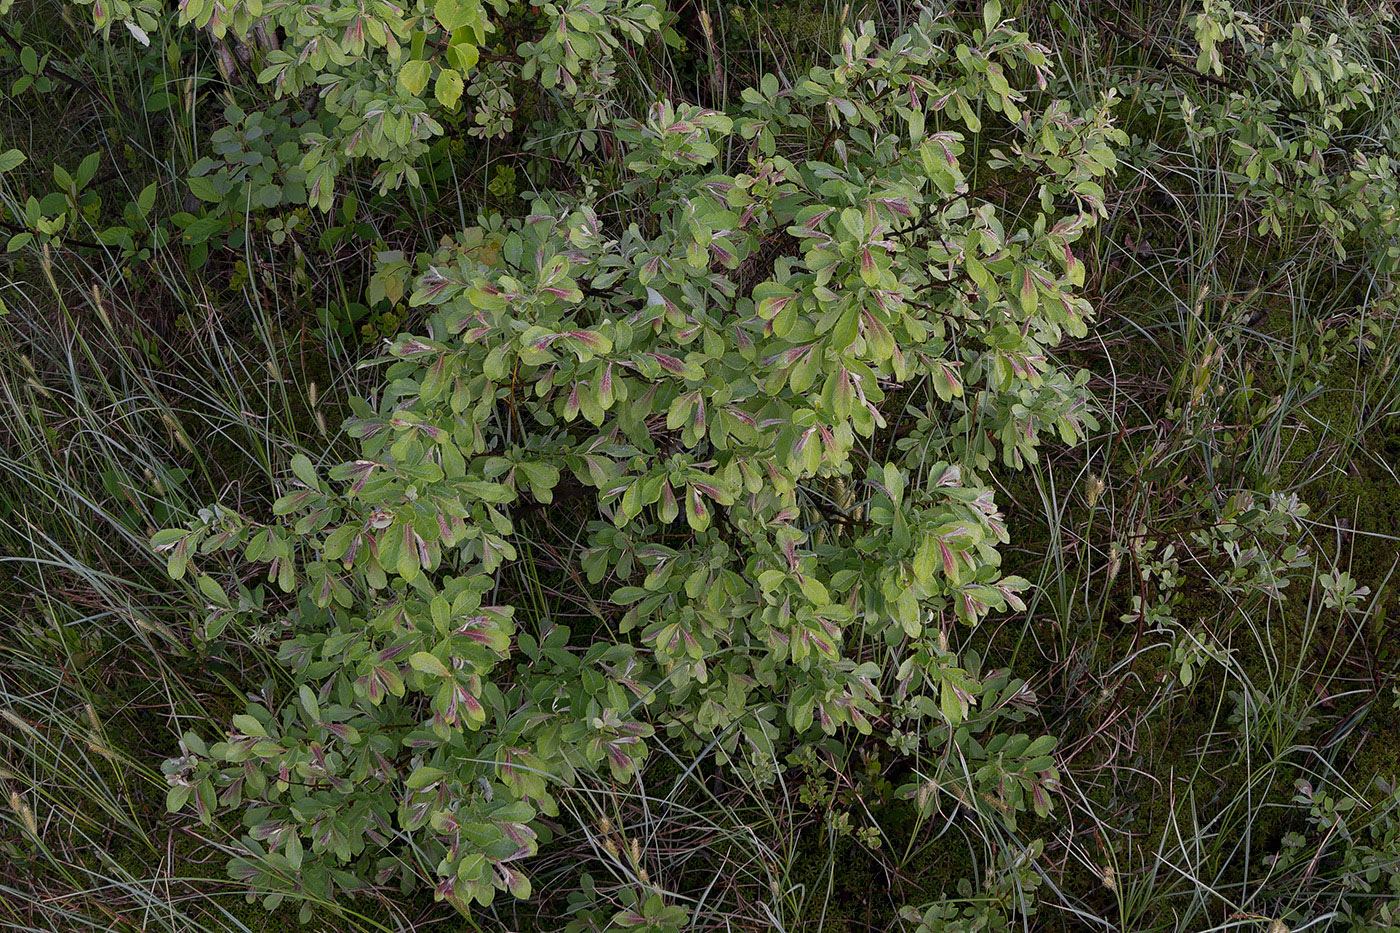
[0,0,663,264]
[153,5,1123,919]
[63,0,663,205]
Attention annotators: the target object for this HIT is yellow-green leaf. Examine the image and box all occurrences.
[435,68,464,109]
[399,60,431,96]
[447,40,479,74]
[410,651,451,678]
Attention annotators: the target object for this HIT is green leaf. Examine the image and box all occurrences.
[435,67,465,108]
[831,306,859,351]
[290,453,319,490]
[0,149,25,174]
[1018,266,1038,315]
[181,213,227,245]
[940,679,965,725]
[518,461,560,501]
[954,93,981,132]
[410,651,452,678]
[285,832,303,870]
[166,784,192,812]
[298,684,321,721]
[197,574,229,606]
[137,182,158,216]
[447,40,479,74]
[406,765,446,789]
[186,175,221,203]
[684,484,710,532]
[167,541,190,580]
[231,714,267,737]
[399,60,431,96]
[983,0,1001,33]
[76,151,100,188]
[435,0,480,31]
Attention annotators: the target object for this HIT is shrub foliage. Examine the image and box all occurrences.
[147,5,1123,916]
[7,0,1400,929]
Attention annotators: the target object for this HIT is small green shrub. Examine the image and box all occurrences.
[77,0,663,202]
[7,0,1400,931]
[151,6,1123,918]
[1182,0,1400,262]
[0,0,666,273]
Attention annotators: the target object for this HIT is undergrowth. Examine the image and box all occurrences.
[2,0,1399,931]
